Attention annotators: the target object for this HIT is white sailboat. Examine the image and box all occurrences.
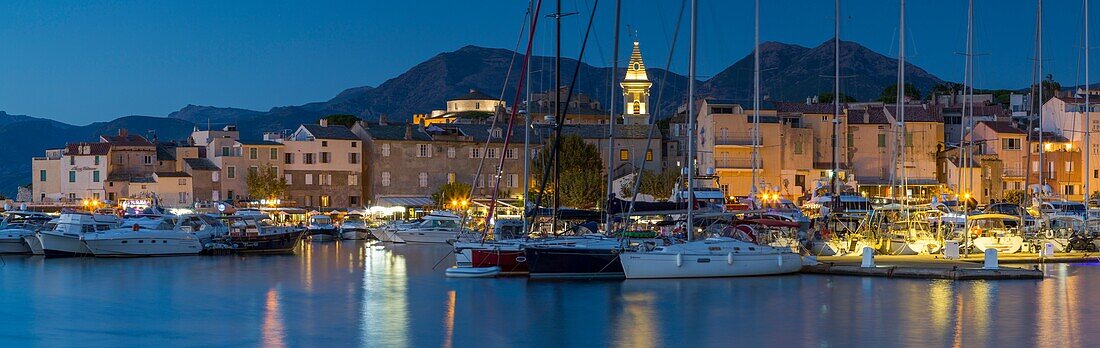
[620,0,802,279]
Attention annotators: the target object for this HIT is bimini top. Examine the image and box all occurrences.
[967,213,1023,221]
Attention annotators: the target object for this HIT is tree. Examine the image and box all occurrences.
[432,181,473,207]
[816,92,856,103]
[321,114,361,128]
[531,134,605,209]
[1028,76,1062,112]
[245,167,287,200]
[620,169,678,201]
[1001,190,1028,206]
[878,83,922,103]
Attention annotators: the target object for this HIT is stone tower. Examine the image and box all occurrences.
[620,41,653,125]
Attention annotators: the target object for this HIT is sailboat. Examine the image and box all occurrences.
[620,0,802,279]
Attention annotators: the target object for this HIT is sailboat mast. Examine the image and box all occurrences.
[1038,0,1045,194]
[751,0,761,197]
[895,0,906,203]
[553,0,562,231]
[523,0,534,235]
[964,0,974,201]
[686,0,697,242]
[1085,0,1091,204]
[831,0,840,210]
[607,0,622,234]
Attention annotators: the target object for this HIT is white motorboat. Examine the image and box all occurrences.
[967,214,1024,254]
[0,211,52,253]
[339,214,371,240]
[1027,215,1081,253]
[394,211,466,244]
[620,237,802,279]
[37,213,121,256]
[83,214,226,257]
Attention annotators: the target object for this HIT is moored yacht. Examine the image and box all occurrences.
[83,215,222,257]
[37,213,121,256]
[393,211,466,244]
[339,214,371,240]
[0,211,52,254]
[967,213,1024,254]
[217,216,305,253]
[306,214,338,241]
[620,237,802,279]
[524,234,626,278]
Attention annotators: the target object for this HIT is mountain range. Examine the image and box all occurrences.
[0,39,946,196]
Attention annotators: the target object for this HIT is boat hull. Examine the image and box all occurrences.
[621,252,802,279]
[218,230,305,253]
[972,236,1024,254]
[886,238,942,255]
[84,237,203,257]
[38,232,92,256]
[23,235,44,255]
[525,246,624,278]
[812,239,868,256]
[472,249,528,273]
[0,238,30,254]
[340,229,371,240]
[394,230,458,244]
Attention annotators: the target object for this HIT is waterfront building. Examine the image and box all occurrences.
[1040,96,1099,199]
[963,121,1028,194]
[59,142,110,202]
[101,129,158,202]
[30,148,62,202]
[528,87,611,125]
[775,101,851,188]
[695,99,814,200]
[414,89,506,126]
[273,120,363,209]
[847,104,944,202]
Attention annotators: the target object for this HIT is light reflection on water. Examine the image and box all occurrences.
[2,243,1099,346]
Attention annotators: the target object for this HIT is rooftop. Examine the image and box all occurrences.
[300,124,358,140]
[183,158,220,171]
[64,142,110,156]
[450,89,497,101]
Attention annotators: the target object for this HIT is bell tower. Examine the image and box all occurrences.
[621,41,653,125]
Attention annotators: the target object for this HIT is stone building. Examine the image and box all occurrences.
[275,121,363,209]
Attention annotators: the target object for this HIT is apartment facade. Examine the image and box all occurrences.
[277,122,363,209]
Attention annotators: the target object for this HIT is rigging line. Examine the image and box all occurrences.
[528,0,602,234]
[605,0,622,234]
[623,0,687,230]
[462,4,534,235]
[483,0,546,237]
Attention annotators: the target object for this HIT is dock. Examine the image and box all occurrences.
[802,255,1046,280]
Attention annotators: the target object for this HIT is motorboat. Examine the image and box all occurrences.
[82,215,225,257]
[216,216,305,253]
[1038,201,1088,220]
[0,211,53,254]
[339,214,371,240]
[1026,215,1082,253]
[983,203,1036,229]
[966,213,1024,254]
[23,219,55,255]
[37,213,121,256]
[305,214,338,242]
[393,211,466,244]
[453,218,527,269]
[370,220,410,243]
[620,237,802,279]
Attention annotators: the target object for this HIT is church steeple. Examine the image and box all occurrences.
[621,40,653,125]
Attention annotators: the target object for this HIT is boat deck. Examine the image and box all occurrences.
[803,254,1048,280]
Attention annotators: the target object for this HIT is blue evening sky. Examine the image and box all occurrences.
[0,0,1093,124]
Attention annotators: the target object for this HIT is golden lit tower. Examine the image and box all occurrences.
[620,41,653,125]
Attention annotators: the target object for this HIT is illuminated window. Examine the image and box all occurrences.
[645,149,653,161]
[619,149,629,161]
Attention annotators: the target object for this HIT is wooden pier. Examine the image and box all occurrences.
[802,255,1047,280]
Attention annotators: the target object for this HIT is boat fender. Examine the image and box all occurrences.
[727,252,734,265]
[515,256,527,263]
[676,253,683,267]
[1045,230,1055,239]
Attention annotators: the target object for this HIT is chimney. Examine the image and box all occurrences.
[379,114,388,126]
[806,97,812,105]
[119,128,128,137]
[319,118,329,127]
[404,123,413,140]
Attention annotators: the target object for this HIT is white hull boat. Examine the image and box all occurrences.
[0,231,32,253]
[394,229,459,244]
[23,235,44,255]
[972,236,1024,254]
[340,230,371,240]
[885,237,942,255]
[38,231,93,256]
[84,230,204,257]
[811,239,868,256]
[445,266,501,278]
[620,237,802,279]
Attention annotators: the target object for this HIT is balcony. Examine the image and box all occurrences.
[714,132,758,146]
[1003,166,1026,178]
[716,158,761,169]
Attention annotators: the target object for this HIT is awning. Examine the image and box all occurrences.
[376,196,435,207]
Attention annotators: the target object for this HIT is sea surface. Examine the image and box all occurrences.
[1,241,1096,347]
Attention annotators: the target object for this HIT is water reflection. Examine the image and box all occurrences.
[3,244,1100,346]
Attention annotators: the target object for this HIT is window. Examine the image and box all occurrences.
[381,172,391,187]
[645,149,653,161]
[227,166,236,179]
[319,174,331,185]
[619,149,629,161]
[348,174,358,186]
[178,178,186,185]
[39,170,46,182]
[284,153,294,164]
[382,143,391,157]
[69,193,76,201]
[270,148,278,160]
[505,148,516,159]
[904,132,914,147]
[1002,138,1021,150]
[350,196,360,206]
[1066,185,1076,195]
[418,144,432,158]
[320,152,331,164]
[419,172,428,187]
[221,147,231,157]
[93,171,100,182]
[321,141,328,147]
[508,174,519,188]
[471,148,482,158]
[1066,161,1074,173]
[69,156,75,165]
[249,148,258,159]
[1095,169,1098,179]
[94,156,100,165]
[284,173,292,185]
[144,155,152,165]
[877,134,887,148]
[303,153,314,164]
[486,148,497,159]
[348,153,359,164]
[351,141,358,148]
[248,166,259,177]
[448,147,456,158]
[847,133,854,147]
[305,174,313,185]
[179,192,187,204]
[228,190,235,200]
[68,171,76,183]
[116,154,125,164]
[794,139,804,154]
[304,196,312,206]
[448,172,456,183]
[212,172,220,182]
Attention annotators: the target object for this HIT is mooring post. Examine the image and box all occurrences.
[983,248,998,270]
[861,247,875,268]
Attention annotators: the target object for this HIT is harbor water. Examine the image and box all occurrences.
[1,241,1098,347]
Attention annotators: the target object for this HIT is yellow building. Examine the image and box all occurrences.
[414,89,505,126]
[847,104,944,202]
[620,41,652,125]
